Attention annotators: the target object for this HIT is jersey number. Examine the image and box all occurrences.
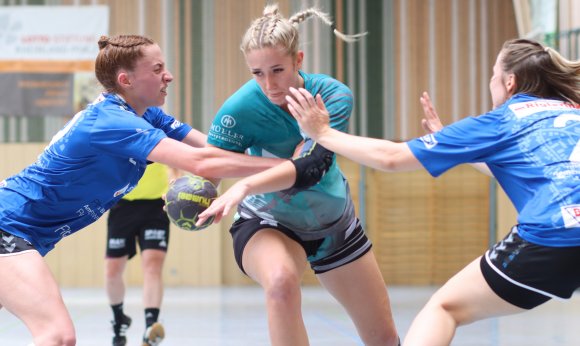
[554,114,580,162]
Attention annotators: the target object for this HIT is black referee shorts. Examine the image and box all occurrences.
[106,199,170,259]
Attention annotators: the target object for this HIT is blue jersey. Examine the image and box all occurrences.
[0,93,192,255]
[208,71,355,239]
[408,94,580,247]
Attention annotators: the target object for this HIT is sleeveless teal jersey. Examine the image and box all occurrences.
[208,71,355,239]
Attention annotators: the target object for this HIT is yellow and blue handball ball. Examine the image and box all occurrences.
[165,174,217,231]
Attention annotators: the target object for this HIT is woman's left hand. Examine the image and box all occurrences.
[419,91,444,133]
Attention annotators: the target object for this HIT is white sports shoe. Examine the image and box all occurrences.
[142,322,165,346]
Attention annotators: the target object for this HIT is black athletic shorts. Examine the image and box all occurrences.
[230,216,372,275]
[0,229,36,256]
[106,199,170,259]
[481,226,580,309]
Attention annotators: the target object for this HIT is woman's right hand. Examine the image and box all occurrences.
[195,181,250,227]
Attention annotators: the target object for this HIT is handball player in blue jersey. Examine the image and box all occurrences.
[0,34,287,346]
[285,38,580,345]
[197,4,399,346]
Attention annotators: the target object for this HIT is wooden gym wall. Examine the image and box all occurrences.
[0,0,518,287]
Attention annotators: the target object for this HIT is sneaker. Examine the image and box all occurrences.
[142,322,165,346]
[111,315,132,346]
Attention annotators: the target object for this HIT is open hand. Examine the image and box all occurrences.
[286,87,331,141]
[419,91,444,133]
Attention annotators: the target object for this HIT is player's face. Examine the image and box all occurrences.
[245,46,304,107]
[121,44,173,115]
[489,51,514,109]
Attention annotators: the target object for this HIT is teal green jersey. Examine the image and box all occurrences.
[208,71,355,238]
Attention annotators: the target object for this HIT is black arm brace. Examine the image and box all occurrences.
[289,141,334,189]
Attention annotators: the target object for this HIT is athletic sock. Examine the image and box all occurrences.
[144,307,160,327]
[111,303,126,323]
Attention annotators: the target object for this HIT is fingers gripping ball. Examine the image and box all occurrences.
[165,175,218,231]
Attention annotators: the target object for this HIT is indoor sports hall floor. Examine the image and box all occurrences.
[1,285,579,345]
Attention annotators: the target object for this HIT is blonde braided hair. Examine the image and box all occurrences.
[240,3,366,57]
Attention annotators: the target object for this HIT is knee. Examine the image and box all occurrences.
[56,323,76,346]
[142,263,160,276]
[105,266,121,280]
[105,269,125,284]
[33,329,76,346]
[142,261,164,281]
[262,267,302,306]
[357,314,399,346]
[61,332,77,346]
[422,296,467,326]
[55,323,76,346]
[105,260,125,280]
[361,330,400,346]
[142,252,166,274]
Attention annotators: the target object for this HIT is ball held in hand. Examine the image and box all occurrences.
[165,174,217,231]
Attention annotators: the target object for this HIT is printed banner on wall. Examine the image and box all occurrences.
[0,6,108,117]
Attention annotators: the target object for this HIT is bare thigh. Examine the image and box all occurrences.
[242,228,308,285]
[317,251,398,343]
[427,257,526,325]
[0,251,73,335]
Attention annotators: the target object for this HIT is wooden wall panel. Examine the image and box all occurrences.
[432,0,453,124]
[144,0,163,41]
[391,0,517,141]
[369,165,490,285]
[368,169,433,284]
[455,0,472,120]
[561,0,580,31]
[107,0,139,35]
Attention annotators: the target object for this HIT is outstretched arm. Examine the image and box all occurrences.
[196,160,296,225]
[147,138,284,179]
[195,141,334,226]
[286,87,422,172]
[180,127,208,148]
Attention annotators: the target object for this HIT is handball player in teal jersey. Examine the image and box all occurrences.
[199,4,399,346]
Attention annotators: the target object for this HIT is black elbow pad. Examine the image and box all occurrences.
[290,141,334,189]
